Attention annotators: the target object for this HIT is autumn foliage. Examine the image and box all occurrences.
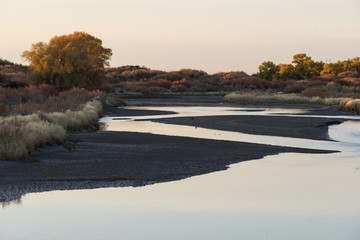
[22,32,112,90]
[258,53,360,81]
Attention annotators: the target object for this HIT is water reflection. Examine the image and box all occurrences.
[329,121,360,145]
[1,197,22,208]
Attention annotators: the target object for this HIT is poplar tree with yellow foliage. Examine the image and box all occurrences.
[22,32,112,90]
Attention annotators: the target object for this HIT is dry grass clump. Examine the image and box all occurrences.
[43,100,103,130]
[0,100,103,161]
[224,92,344,106]
[0,116,67,161]
[339,98,360,114]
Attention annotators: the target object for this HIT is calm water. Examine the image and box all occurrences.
[1,107,360,240]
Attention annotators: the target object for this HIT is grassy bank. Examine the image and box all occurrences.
[0,100,103,161]
[0,84,126,161]
[224,92,360,114]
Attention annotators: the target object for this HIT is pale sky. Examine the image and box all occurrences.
[1,0,359,74]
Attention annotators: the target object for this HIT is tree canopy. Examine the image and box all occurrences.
[257,53,360,81]
[22,32,112,90]
[258,61,278,80]
[291,53,323,79]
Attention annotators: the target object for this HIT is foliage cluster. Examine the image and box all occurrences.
[258,53,360,81]
[22,32,112,90]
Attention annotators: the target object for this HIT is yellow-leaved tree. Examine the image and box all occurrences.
[22,32,112,90]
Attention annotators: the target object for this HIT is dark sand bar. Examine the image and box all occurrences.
[0,96,353,202]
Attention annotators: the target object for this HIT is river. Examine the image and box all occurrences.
[1,106,360,239]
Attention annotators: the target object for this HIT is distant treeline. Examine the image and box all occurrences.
[105,54,360,99]
[1,54,360,99]
[257,53,360,81]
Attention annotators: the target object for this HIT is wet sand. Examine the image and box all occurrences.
[0,96,352,202]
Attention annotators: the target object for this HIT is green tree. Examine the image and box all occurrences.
[292,53,323,79]
[321,61,344,75]
[258,61,278,80]
[22,32,112,90]
[352,57,360,73]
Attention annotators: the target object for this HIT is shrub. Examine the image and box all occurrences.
[233,77,276,90]
[335,77,360,87]
[151,72,184,81]
[0,103,7,115]
[194,82,217,92]
[339,98,360,114]
[173,78,192,88]
[338,71,360,78]
[153,79,172,89]
[0,116,67,161]
[0,73,6,83]
[301,87,328,98]
[34,83,58,97]
[283,80,306,93]
[135,86,151,94]
[43,100,102,130]
[170,84,187,92]
[177,69,207,79]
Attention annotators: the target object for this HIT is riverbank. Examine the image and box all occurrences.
[1,96,357,202]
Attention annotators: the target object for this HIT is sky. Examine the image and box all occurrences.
[1,0,360,74]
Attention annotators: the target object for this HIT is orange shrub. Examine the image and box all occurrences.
[151,72,183,81]
[177,69,207,79]
[194,82,217,92]
[170,85,187,92]
[326,81,341,87]
[31,83,58,97]
[301,87,328,98]
[155,79,172,89]
[135,86,151,94]
[335,77,360,87]
[173,78,192,88]
[220,71,248,82]
[338,71,360,78]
